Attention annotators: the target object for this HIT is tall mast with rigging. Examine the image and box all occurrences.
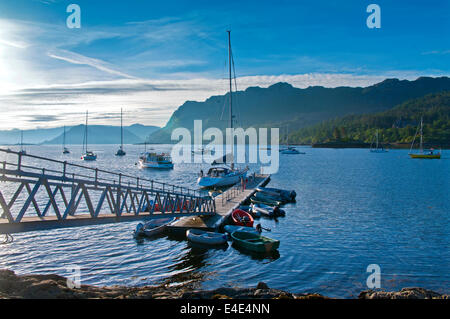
[120,108,123,150]
[227,30,234,169]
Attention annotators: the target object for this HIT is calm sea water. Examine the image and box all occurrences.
[0,144,448,298]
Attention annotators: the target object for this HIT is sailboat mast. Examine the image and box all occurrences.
[85,111,88,152]
[376,130,379,149]
[227,30,233,130]
[20,131,23,152]
[120,108,123,149]
[286,126,289,148]
[419,117,423,152]
[227,30,234,168]
[63,126,66,149]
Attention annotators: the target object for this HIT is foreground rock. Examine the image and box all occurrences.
[0,269,446,299]
[359,288,448,299]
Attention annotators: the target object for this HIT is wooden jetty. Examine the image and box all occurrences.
[0,149,215,234]
[168,173,270,233]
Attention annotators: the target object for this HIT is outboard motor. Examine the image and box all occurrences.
[289,190,297,201]
[134,223,144,237]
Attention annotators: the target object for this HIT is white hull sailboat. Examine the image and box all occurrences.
[115,108,126,156]
[197,31,248,188]
[280,125,304,154]
[19,130,26,155]
[81,111,97,161]
[370,129,388,153]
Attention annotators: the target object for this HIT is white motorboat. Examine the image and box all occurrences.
[139,152,174,169]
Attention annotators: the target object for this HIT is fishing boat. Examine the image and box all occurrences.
[256,187,296,202]
[409,117,441,159]
[196,31,248,188]
[139,152,174,169]
[251,203,285,218]
[186,229,227,245]
[115,108,126,156]
[62,126,70,154]
[134,217,176,238]
[370,129,388,153]
[280,125,304,154]
[231,231,280,253]
[224,225,260,235]
[231,209,254,227]
[81,111,97,161]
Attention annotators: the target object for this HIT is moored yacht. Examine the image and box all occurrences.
[196,31,248,188]
[81,111,97,161]
[115,108,126,156]
[409,117,441,159]
[197,165,248,188]
[370,129,388,153]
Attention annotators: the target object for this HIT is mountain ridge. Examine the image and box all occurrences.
[147,76,450,143]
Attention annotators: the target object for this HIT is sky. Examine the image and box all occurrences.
[0,0,449,130]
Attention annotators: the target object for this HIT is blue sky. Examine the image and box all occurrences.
[0,0,448,129]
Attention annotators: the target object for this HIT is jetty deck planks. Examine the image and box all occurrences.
[167,174,270,232]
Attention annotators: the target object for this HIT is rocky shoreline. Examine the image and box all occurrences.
[0,269,447,299]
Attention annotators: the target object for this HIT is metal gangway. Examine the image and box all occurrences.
[0,149,216,234]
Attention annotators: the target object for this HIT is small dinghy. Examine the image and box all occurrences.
[224,225,260,235]
[254,191,287,203]
[134,217,175,238]
[231,209,254,227]
[256,187,296,202]
[231,231,280,253]
[251,203,285,218]
[250,196,283,207]
[186,229,227,245]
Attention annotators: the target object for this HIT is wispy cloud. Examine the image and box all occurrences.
[421,50,450,55]
[48,49,137,79]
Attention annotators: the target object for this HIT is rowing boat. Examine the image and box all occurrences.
[231,231,280,253]
[186,229,228,245]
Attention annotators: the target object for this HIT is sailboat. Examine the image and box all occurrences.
[370,129,388,153]
[62,126,70,154]
[115,108,126,156]
[197,31,248,188]
[19,130,26,155]
[409,117,441,159]
[81,111,97,161]
[280,125,303,154]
